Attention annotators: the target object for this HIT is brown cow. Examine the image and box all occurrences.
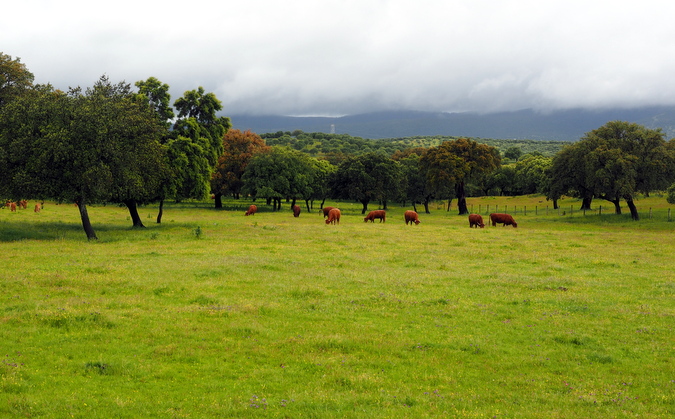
[9,202,17,212]
[245,204,257,216]
[468,214,485,228]
[321,206,336,218]
[404,210,420,225]
[34,203,42,213]
[19,200,27,209]
[364,210,386,223]
[292,204,301,217]
[489,213,517,228]
[325,208,341,225]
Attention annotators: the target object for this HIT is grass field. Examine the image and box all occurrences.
[1,195,674,418]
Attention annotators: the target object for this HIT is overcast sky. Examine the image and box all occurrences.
[5,1,675,116]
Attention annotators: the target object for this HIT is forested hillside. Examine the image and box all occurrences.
[261,131,567,158]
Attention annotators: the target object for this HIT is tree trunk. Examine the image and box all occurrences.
[76,198,98,240]
[424,196,431,214]
[360,200,369,214]
[456,182,468,215]
[612,199,621,214]
[305,199,311,212]
[382,200,388,210]
[625,195,639,220]
[214,193,223,209]
[156,199,164,224]
[124,199,145,228]
[580,196,593,211]
[552,199,558,210]
[412,202,418,213]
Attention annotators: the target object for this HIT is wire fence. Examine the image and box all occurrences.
[468,204,674,222]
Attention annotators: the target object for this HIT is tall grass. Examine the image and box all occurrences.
[1,196,674,417]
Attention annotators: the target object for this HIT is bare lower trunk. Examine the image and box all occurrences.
[124,199,145,228]
[76,198,98,240]
[456,182,468,215]
[156,199,164,224]
[214,193,223,209]
[612,199,621,215]
[580,196,593,211]
[625,196,639,220]
[360,200,369,214]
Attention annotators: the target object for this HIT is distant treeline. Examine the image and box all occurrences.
[260,131,567,159]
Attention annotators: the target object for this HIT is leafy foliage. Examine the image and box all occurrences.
[0,52,34,108]
[211,129,271,200]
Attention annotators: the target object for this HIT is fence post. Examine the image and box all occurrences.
[669,208,672,222]
[535,205,538,216]
[524,206,527,216]
[649,207,652,219]
[599,205,602,216]
[571,205,573,216]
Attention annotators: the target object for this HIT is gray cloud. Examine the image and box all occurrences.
[6,1,675,116]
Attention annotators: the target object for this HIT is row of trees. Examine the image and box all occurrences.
[216,123,675,222]
[0,53,231,239]
[214,132,502,215]
[3,52,675,241]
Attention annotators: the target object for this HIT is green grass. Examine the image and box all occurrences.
[1,196,674,417]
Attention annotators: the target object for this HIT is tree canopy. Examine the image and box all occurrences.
[241,146,325,211]
[548,121,675,219]
[0,76,168,239]
[420,138,501,214]
[330,152,403,214]
[0,52,34,108]
[211,129,270,206]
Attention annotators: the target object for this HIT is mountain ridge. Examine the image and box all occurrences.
[228,107,675,141]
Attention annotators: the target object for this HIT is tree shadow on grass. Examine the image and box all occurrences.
[0,219,154,242]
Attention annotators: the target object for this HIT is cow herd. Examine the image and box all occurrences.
[243,204,517,228]
[3,199,36,212]
[3,199,517,229]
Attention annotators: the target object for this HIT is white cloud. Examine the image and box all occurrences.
[5,0,675,115]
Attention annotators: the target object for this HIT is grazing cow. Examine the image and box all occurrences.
[468,214,485,228]
[489,213,517,228]
[34,203,42,213]
[292,204,301,217]
[404,210,420,225]
[364,210,386,223]
[321,206,336,218]
[19,200,27,209]
[245,204,257,216]
[325,208,341,225]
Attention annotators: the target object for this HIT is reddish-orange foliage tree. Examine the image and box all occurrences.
[211,129,270,207]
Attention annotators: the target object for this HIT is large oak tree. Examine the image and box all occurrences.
[330,152,403,214]
[0,77,168,239]
[420,138,500,215]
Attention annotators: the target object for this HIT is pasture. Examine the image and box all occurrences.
[1,196,674,418]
